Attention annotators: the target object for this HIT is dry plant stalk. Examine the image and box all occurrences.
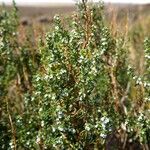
[6,98,17,150]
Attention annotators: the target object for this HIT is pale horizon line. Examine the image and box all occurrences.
[0,0,150,7]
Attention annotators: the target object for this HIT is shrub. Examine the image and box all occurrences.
[0,1,39,149]
[0,0,150,149]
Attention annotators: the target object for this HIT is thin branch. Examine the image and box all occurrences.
[120,82,130,115]
[6,98,17,150]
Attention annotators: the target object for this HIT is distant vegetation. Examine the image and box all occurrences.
[0,0,150,149]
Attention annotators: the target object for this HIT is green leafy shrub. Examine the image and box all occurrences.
[0,2,19,149]
[16,1,150,149]
[0,0,150,149]
[0,1,39,149]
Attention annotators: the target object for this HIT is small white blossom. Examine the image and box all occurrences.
[52,127,56,132]
[72,128,76,133]
[9,141,14,149]
[100,133,106,138]
[101,117,109,124]
[39,108,43,112]
[133,76,137,80]
[145,55,150,59]
[145,97,150,102]
[51,93,56,100]
[26,141,30,145]
[55,26,59,30]
[36,136,41,144]
[136,77,143,85]
[58,111,63,119]
[41,121,44,127]
[58,126,64,132]
[121,123,126,131]
[85,123,91,131]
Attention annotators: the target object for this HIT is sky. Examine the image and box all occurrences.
[0,0,150,5]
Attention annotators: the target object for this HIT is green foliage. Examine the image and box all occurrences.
[0,1,39,149]
[0,1,150,149]
[0,2,19,149]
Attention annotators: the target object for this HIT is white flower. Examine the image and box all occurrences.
[55,26,59,30]
[101,48,106,55]
[9,141,14,149]
[54,15,59,21]
[53,144,57,148]
[145,55,150,59]
[51,93,56,100]
[100,133,106,138]
[52,127,56,132]
[36,76,40,81]
[36,136,41,144]
[121,123,126,131]
[26,141,30,145]
[39,108,43,112]
[85,123,91,131]
[101,38,107,42]
[31,97,35,101]
[44,75,49,80]
[41,121,44,127]
[17,119,21,123]
[144,82,147,87]
[133,76,137,80]
[145,97,150,102]
[136,77,143,85]
[60,69,66,74]
[101,42,107,46]
[58,126,64,132]
[58,111,63,119]
[72,128,76,133]
[95,124,98,128]
[101,117,109,124]
[91,66,97,74]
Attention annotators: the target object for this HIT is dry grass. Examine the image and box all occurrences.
[7,3,150,72]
